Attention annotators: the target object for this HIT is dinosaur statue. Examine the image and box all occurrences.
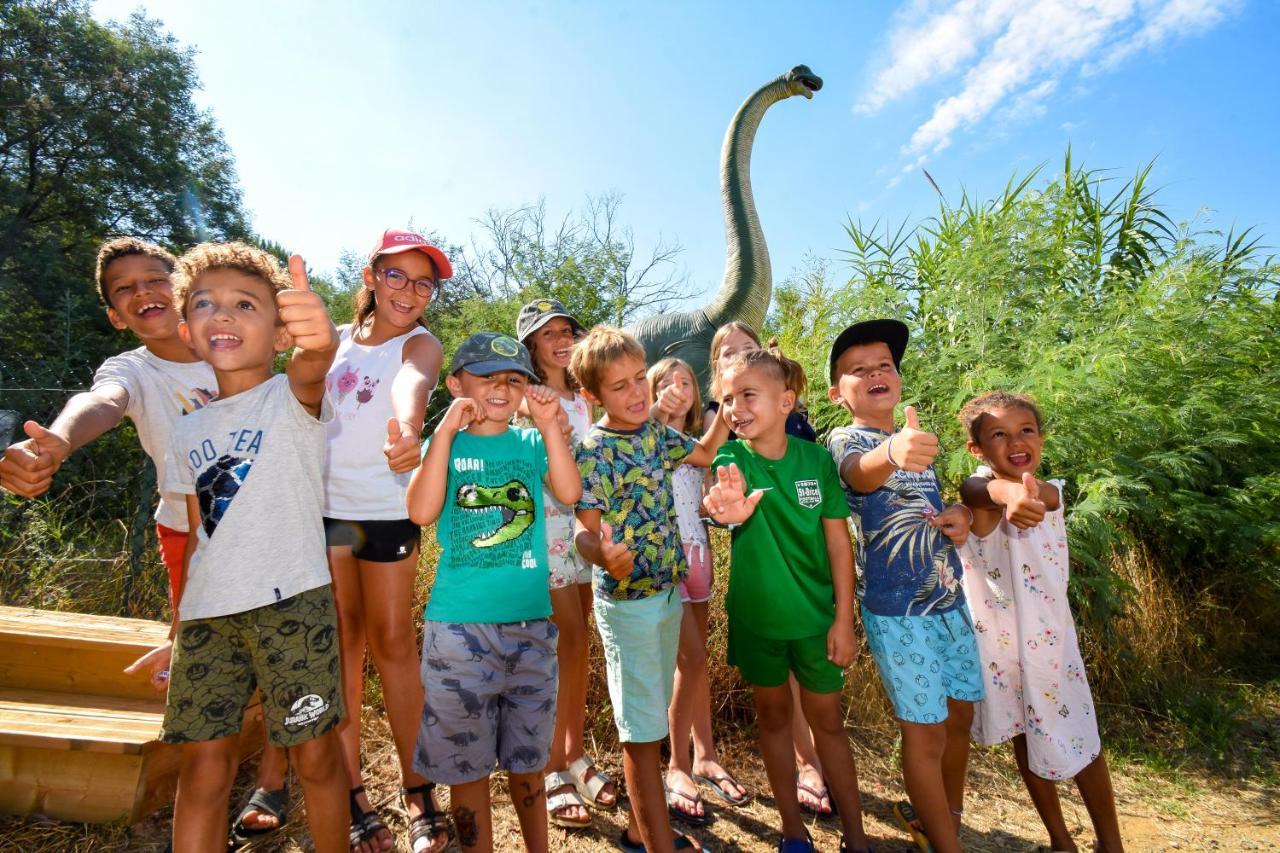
[629,64,822,391]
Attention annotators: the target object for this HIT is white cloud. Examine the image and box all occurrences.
[862,0,1240,175]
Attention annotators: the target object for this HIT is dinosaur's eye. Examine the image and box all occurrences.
[507,486,522,502]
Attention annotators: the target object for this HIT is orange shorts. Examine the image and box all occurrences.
[156,523,189,608]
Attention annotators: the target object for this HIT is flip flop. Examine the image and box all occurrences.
[229,785,288,849]
[893,800,934,853]
[666,785,713,826]
[795,776,833,817]
[693,772,751,806]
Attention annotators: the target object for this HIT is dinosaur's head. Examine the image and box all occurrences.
[785,65,823,100]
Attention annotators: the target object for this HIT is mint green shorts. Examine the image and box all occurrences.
[593,587,683,743]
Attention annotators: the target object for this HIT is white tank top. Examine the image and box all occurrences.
[323,324,433,520]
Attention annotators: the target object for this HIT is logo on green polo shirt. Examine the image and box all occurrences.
[796,478,821,509]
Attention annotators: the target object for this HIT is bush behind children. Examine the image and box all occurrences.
[2,231,1124,853]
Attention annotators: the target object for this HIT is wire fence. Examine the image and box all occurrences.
[0,358,167,619]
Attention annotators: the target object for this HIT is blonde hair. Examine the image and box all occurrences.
[173,241,292,319]
[94,237,177,305]
[569,325,646,396]
[647,358,703,434]
[719,342,808,402]
[959,391,1045,444]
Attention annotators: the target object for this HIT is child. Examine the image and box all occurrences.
[515,298,619,829]
[706,322,828,816]
[128,241,348,852]
[825,319,979,853]
[701,347,871,853]
[957,392,1124,852]
[0,237,215,608]
[405,332,580,853]
[570,326,727,853]
[648,357,747,825]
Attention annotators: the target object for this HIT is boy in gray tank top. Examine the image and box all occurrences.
[125,242,349,853]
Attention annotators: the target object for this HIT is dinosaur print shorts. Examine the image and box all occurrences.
[160,584,344,747]
[413,619,558,785]
[862,605,985,724]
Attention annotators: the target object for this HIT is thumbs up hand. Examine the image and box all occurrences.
[1004,471,1047,529]
[277,255,337,353]
[0,421,70,498]
[653,382,689,424]
[890,405,940,473]
[383,417,422,473]
[597,520,635,580]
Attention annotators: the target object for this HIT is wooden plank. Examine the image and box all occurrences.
[0,689,163,755]
[0,635,169,701]
[0,606,169,648]
[0,743,143,823]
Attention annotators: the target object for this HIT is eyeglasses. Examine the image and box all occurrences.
[375,267,439,300]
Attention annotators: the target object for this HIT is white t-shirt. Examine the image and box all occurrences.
[91,347,217,531]
[165,374,333,620]
[323,324,433,520]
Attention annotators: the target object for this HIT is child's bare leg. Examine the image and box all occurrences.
[799,687,869,849]
[449,778,492,853]
[1075,752,1124,852]
[900,719,962,853]
[788,675,829,813]
[290,729,349,853]
[172,736,238,853]
[1011,734,1076,850]
[509,770,549,852]
[244,743,289,830]
[755,683,808,841]
[546,584,591,822]
[942,698,973,832]
[568,583,615,803]
[666,602,707,818]
[623,739,678,853]
[687,601,742,799]
[328,547,368,782]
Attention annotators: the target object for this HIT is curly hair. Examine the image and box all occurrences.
[959,391,1045,444]
[647,357,703,435]
[569,325,646,397]
[717,341,808,401]
[94,237,178,306]
[173,242,292,319]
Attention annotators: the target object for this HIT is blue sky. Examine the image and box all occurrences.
[92,0,1278,307]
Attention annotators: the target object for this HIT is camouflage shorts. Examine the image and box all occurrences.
[160,584,344,747]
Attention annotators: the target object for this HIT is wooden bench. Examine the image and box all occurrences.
[0,606,263,824]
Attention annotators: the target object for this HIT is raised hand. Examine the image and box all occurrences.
[277,255,337,352]
[383,418,422,473]
[525,384,562,429]
[124,640,172,693]
[928,503,972,547]
[654,382,689,424]
[1005,471,1047,529]
[0,421,70,498]
[889,406,940,473]
[597,520,635,580]
[437,397,484,436]
[702,463,764,525]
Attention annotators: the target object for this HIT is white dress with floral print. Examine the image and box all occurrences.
[542,393,593,589]
[959,475,1100,780]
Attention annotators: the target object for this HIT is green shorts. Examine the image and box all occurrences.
[727,620,845,694]
[160,584,344,747]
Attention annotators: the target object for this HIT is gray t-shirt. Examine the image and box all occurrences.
[164,374,333,620]
[92,347,217,530]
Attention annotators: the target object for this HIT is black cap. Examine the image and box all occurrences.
[449,332,540,382]
[828,319,910,382]
[516,298,585,344]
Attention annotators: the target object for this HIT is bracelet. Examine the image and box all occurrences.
[884,434,901,469]
[956,504,974,524]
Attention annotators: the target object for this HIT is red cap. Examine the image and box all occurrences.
[367,229,453,279]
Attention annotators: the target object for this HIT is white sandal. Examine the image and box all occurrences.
[545,770,591,829]
[568,756,617,811]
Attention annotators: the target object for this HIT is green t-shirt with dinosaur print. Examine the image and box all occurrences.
[425,427,549,623]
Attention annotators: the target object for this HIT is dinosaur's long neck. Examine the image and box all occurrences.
[703,76,795,331]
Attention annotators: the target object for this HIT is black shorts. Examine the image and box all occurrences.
[323,518,421,563]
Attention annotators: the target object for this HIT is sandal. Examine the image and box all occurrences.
[666,784,713,827]
[893,800,934,853]
[545,770,591,829]
[693,771,750,806]
[229,784,288,849]
[796,773,833,817]
[568,755,617,810]
[402,783,449,853]
[616,829,701,852]
[348,785,390,853]
[779,834,817,853]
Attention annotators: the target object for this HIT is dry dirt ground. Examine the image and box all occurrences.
[4,713,1277,853]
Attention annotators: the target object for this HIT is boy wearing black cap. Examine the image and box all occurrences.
[825,320,979,853]
[405,332,581,853]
